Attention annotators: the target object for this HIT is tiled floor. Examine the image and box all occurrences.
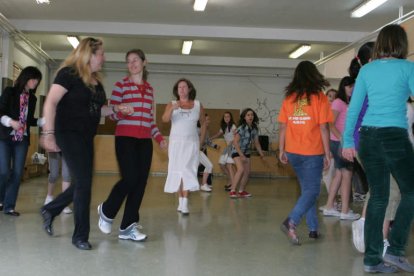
[0,174,412,276]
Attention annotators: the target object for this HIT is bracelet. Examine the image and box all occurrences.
[41,133,54,136]
[112,105,117,113]
[41,130,55,134]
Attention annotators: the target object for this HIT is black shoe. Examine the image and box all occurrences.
[72,240,92,250]
[40,208,54,236]
[280,218,300,245]
[0,204,3,211]
[224,185,231,191]
[5,210,20,216]
[309,231,320,239]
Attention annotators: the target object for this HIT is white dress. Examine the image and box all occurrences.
[164,100,200,193]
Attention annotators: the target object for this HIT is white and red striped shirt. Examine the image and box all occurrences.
[109,77,164,144]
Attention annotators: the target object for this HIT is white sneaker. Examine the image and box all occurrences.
[118,223,147,242]
[200,184,212,192]
[44,195,54,205]
[340,211,361,220]
[177,197,183,212]
[323,208,341,217]
[352,218,365,253]
[181,198,189,215]
[63,207,72,214]
[97,204,113,234]
[318,205,326,212]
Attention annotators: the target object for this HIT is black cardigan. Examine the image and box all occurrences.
[0,86,38,144]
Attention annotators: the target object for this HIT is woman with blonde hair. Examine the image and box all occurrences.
[40,37,131,250]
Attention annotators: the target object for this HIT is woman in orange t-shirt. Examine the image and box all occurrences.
[278,60,333,245]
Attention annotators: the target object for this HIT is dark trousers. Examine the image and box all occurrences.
[102,137,153,229]
[359,127,414,266]
[45,132,94,243]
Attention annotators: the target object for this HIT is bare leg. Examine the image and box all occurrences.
[62,181,70,192]
[202,172,209,185]
[239,159,251,192]
[325,169,342,209]
[226,163,235,186]
[340,168,353,214]
[230,157,244,192]
[46,182,56,197]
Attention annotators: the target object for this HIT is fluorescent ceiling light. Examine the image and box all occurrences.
[182,41,193,55]
[67,35,80,49]
[36,0,50,4]
[194,0,208,11]
[351,0,389,18]
[289,44,311,59]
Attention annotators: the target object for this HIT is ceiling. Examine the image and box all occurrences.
[1,0,414,69]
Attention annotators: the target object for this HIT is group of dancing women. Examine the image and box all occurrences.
[1,24,413,274]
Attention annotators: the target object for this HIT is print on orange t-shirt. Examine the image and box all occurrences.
[278,92,333,155]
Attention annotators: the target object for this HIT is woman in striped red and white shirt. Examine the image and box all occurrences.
[97,49,167,242]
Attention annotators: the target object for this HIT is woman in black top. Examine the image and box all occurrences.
[0,66,42,216]
[40,37,131,250]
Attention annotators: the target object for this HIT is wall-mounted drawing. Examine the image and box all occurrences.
[254,98,279,140]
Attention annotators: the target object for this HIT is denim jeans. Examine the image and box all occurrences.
[0,137,29,212]
[286,153,324,231]
[359,127,414,266]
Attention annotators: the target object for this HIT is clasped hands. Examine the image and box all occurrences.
[115,104,134,115]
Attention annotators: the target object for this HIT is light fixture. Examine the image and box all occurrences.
[289,44,311,59]
[194,0,208,11]
[67,35,80,49]
[35,0,50,4]
[182,41,193,55]
[351,0,389,18]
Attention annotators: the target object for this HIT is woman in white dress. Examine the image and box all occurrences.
[162,78,206,215]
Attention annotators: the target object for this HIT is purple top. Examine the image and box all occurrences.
[353,96,368,151]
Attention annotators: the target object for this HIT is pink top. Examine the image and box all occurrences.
[330,98,348,141]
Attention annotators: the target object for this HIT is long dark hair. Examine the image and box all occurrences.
[238,108,259,130]
[373,24,408,60]
[172,78,196,100]
[126,49,149,81]
[220,112,235,133]
[336,76,355,104]
[348,42,374,79]
[14,66,42,94]
[285,60,329,104]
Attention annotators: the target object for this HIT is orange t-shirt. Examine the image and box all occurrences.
[278,92,333,155]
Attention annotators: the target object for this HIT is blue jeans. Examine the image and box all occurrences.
[286,153,324,231]
[0,137,29,212]
[359,127,414,266]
